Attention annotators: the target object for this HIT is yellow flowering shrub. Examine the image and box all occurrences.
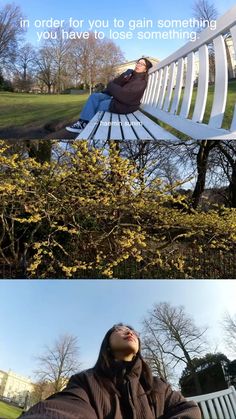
[0,140,236,278]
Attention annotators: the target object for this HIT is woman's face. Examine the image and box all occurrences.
[109,325,139,361]
[135,59,147,73]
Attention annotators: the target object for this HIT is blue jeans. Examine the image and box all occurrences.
[80,93,112,121]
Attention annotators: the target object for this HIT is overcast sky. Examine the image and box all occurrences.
[0,279,235,383]
[7,0,236,61]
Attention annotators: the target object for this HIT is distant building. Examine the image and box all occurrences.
[0,369,34,407]
[114,56,160,75]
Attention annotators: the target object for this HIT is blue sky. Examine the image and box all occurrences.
[0,280,235,382]
[3,0,236,61]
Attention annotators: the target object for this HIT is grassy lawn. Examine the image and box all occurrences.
[0,92,88,130]
[0,401,23,419]
[0,80,235,137]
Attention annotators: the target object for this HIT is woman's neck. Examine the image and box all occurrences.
[113,353,135,362]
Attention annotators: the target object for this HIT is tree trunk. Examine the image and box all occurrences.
[216,142,236,208]
[191,140,216,209]
[191,370,202,395]
[229,165,236,208]
[25,140,52,163]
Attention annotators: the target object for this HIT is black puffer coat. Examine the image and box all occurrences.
[104,69,147,114]
[20,358,201,419]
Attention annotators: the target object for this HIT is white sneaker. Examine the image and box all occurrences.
[66,121,87,133]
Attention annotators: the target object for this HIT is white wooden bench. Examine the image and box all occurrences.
[76,4,236,141]
[188,386,236,419]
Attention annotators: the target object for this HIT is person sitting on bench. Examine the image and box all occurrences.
[66,57,153,134]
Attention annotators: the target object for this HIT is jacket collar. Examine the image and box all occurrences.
[132,71,147,79]
[109,356,142,381]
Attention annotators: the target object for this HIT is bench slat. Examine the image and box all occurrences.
[133,110,178,139]
[163,62,175,111]
[209,35,228,128]
[153,68,163,107]
[158,66,168,108]
[230,25,236,132]
[213,397,224,418]
[219,396,230,419]
[142,71,152,104]
[199,401,210,419]
[146,72,155,105]
[170,58,184,115]
[142,105,236,139]
[228,393,236,415]
[126,112,155,139]
[179,52,195,118]
[192,45,209,123]
[109,113,123,140]
[93,112,111,140]
[207,399,217,418]
[119,114,138,139]
[224,394,235,418]
[76,111,104,140]
[149,71,159,106]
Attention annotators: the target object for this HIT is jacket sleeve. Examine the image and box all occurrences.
[102,69,133,94]
[18,374,98,419]
[154,378,202,419]
[105,78,146,105]
[111,69,134,85]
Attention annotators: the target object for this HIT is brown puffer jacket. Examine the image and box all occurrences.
[104,70,147,114]
[20,358,201,419]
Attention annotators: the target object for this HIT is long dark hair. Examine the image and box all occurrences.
[136,57,153,81]
[93,323,155,403]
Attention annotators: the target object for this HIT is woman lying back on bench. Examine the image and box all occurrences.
[20,323,201,419]
[66,57,153,134]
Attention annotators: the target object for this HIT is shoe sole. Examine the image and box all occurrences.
[66,127,82,133]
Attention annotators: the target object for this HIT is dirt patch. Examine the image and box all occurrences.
[43,128,77,140]
[0,121,77,140]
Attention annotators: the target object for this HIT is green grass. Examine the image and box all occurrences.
[0,92,88,129]
[0,401,23,419]
[0,81,235,137]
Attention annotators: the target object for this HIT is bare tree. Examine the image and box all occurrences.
[214,142,236,208]
[192,0,218,83]
[34,32,124,93]
[98,39,124,85]
[35,45,57,93]
[120,141,182,190]
[70,35,124,93]
[222,312,236,355]
[142,302,208,394]
[191,140,217,208]
[43,29,72,93]
[30,379,54,404]
[142,319,174,382]
[192,0,218,22]
[93,139,236,210]
[190,140,236,208]
[12,43,36,91]
[0,3,24,67]
[35,334,80,394]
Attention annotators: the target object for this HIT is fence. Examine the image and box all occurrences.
[1,248,236,279]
